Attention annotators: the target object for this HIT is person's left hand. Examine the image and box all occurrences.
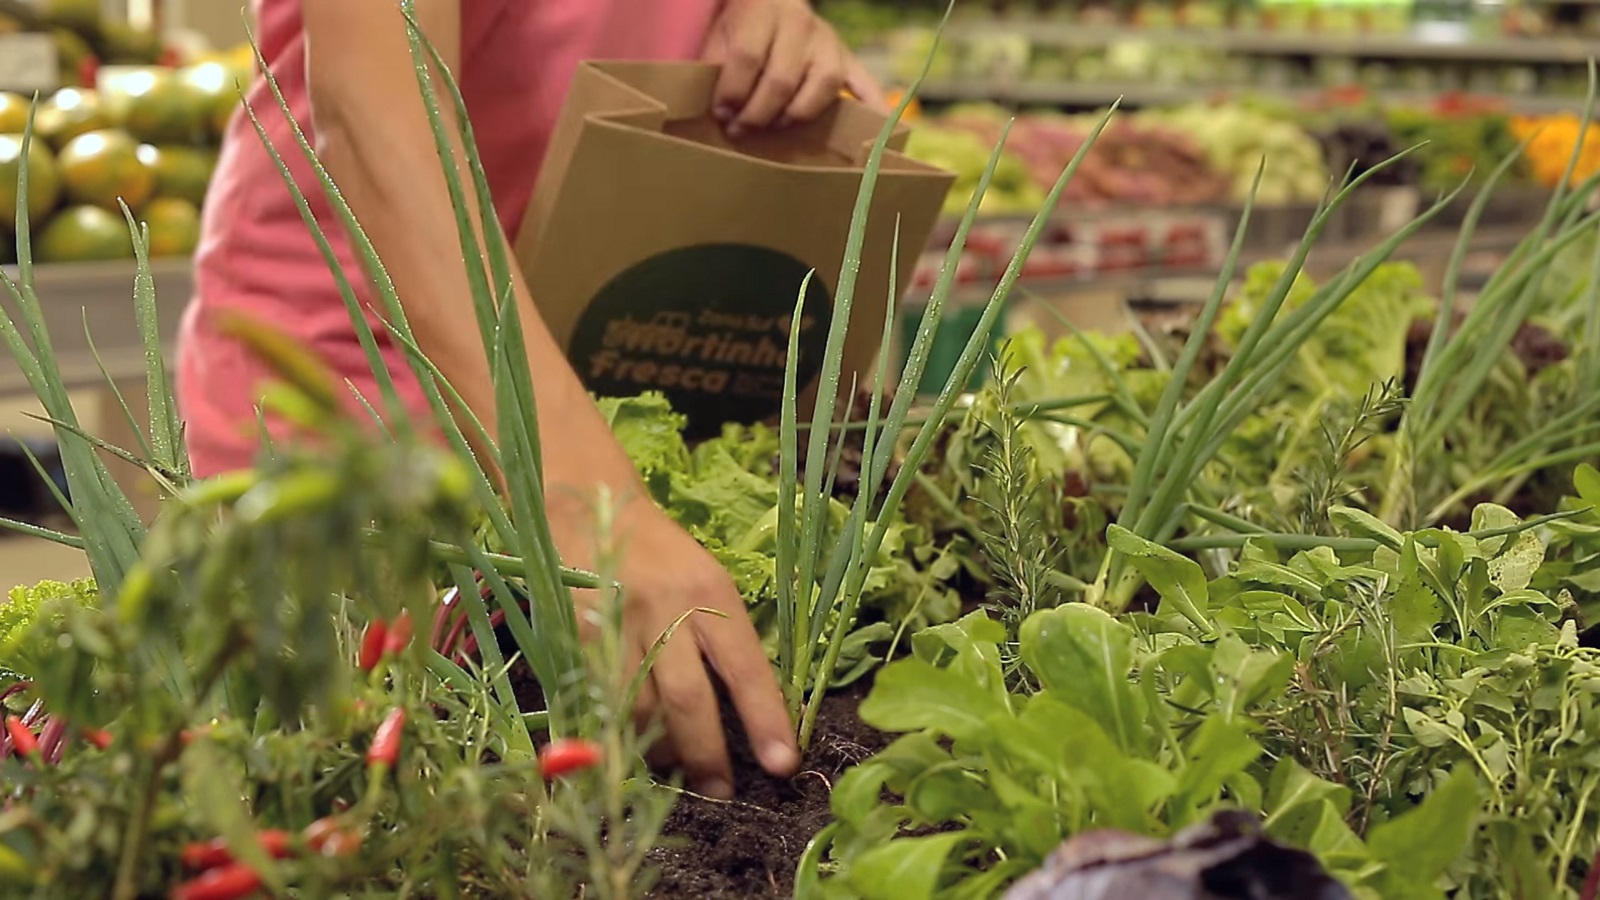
[702,0,887,137]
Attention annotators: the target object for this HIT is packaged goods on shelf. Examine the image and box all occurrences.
[1018,242,1096,279]
[917,207,1230,295]
[909,247,989,292]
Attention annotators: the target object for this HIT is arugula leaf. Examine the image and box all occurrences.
[859,657,1001,743]
[1171,717,1263,826]
[1018,604,1147,754]
[1106,525,1213,634]
[1366,768,1481,893]
[846,833,965,900]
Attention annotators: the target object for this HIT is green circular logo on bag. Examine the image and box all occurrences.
[568,243,833,439]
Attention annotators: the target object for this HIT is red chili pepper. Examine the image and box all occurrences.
[180,830,292,871]
[303,817,362,858]
[383,610,414,656]
[5,715,39,760]
[538,738,603,779]
[169,862,262,900]
[367,707,406,768]
[357,620,388,672]
[81,728,113,751]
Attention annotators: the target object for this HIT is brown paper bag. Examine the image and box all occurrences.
[514,60,955,439]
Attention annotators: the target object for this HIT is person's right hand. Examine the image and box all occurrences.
[703,0,861,136]
[549,490,799,799]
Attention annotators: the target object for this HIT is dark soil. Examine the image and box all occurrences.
[494,630,886,899]
[645,679,885,899]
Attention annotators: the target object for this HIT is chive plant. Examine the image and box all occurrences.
[1384,69,1600,529]
[770,8,1120,746]
[1092,151,1479,606]
[0,105,154,601]
[1104,112,1600,568]
[230,7,591,741]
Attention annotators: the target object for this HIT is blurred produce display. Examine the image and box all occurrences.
[1283,89,1528,192]
[891,82,1541,225]
[822,0,1598,109]
[0,32,252,265]
[1143,103,1330,203]
[0,0,168,88]
[0,0,255,265]
[0,0,1562,269]
[1385,101,1525,192]
[904,120,1047,215]
[1510,113,1600,189]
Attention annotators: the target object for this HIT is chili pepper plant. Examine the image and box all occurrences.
[0,301,664,896]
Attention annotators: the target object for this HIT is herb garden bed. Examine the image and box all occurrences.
[12,15,1600,900]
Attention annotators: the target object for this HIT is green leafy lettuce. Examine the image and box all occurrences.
[1,578,98,683]
[1217,260,1431,403]
[595,393,960,684]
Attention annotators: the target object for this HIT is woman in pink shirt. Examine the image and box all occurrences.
[177,0,879,799]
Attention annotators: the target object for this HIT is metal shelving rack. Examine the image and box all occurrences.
[911,79,1589,113]
[939,21,1600,63]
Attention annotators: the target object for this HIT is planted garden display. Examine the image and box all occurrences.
[8,7,1600,898]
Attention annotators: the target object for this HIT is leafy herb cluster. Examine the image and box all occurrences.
[811,499,1599,898]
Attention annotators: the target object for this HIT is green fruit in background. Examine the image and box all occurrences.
[57,129,155,213]
[35,88,110,150]
[100,21,163,64]
[136,143,215,207]
[0,134,63,231]
[37,205,132,263]
[179,62,242,139]
[38,0,101,31]
[112,70,205,144]
[142,197,200,257]
[0,93,28,134]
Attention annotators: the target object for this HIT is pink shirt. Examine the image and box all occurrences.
[176,0,717,477]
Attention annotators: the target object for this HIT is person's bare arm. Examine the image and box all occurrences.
[299,0,798,797]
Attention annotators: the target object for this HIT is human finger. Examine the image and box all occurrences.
[733,13,814,133]
[649,618,735,798]
[696,590,800,778]
[782,38,847,125]
[843,54,890,113]
[706,6,778,126]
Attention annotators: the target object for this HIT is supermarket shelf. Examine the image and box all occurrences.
[939,21,1600,65]
[943,265,1230,305]
[915,79,1589,113]
[0,259,190,396]
[935,220,1532,302]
